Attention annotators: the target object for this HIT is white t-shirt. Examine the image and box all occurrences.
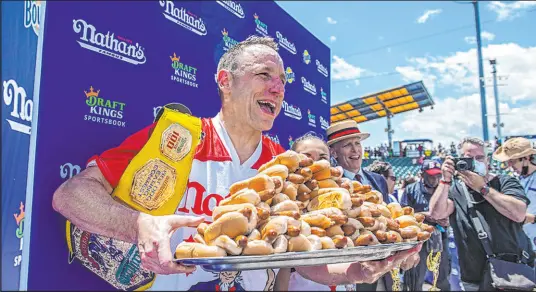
[522,171,536,251]
[146,114,284,291]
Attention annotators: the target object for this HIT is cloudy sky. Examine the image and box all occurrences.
[277,1,536,147]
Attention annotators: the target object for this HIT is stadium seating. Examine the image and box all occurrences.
[363,157,422,179]
[362,157,515,182]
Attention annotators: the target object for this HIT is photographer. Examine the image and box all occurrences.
[429,137,534,291]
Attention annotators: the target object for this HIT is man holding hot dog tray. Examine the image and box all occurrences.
[52,35,420,291]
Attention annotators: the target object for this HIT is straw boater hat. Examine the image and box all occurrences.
[493,137,536,162]
[326,120,370,146]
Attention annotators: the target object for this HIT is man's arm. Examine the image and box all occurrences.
[52,166,139,243]
[483,188,526,223]
[295,244,422,285]
[458,171,527,223]
[429,183,455,220]
[429,157,455,220]
[53,165,203,275]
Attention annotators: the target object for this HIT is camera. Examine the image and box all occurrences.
[453,157,474,172]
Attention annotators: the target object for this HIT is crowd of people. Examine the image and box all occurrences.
[363,142,460,160]
[51,35,536,291]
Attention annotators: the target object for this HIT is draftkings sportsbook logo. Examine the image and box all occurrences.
[13,202,25,267]
[282,101,302,120]
[216,1,245,18]
[84,86,127,127]
[24,0,41,36]
[301,77,317,96]
[73,19,146,65]
[285,67,295,84]
[253,13,268,36]
[316,59,329,77]
[288,135,295,149]
[320,87,328,104]
[320,116,329,130]
[170,53,198,88]
[276,31,297,55]
[159,1,207,36]
[264,133,281,145]
[3,79,33,135]
[222,28,239,51]
[303,50,311,65]
[307,109,316,127]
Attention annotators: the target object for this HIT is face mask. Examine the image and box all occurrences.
[473,159,487,176]
[521,159,529,176]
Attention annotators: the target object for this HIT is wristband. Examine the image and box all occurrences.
[440,179,452,185]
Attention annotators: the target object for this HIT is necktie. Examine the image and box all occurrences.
[355,173,363,183]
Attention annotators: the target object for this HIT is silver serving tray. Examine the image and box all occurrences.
[175,242,419,272]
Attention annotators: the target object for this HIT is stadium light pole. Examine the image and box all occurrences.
[473,0,489,142]
[454,0,489,142]
[490,59,503,143]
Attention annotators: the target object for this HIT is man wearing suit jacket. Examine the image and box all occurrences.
[327,120,393,291]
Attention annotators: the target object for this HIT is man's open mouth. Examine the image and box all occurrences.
[258,100,276,115]
[349,155,361,161]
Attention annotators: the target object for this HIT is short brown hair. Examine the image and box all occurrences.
[216,35,279,98]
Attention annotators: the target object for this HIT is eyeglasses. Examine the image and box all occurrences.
[388,176,397,181]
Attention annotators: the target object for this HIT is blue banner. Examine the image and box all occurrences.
[1,1,40,290]
[21,1,330,290]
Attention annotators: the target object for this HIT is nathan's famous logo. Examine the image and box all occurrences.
[217,1,245,19]
[13,202,25,267]
[264,133,281,145]
[170,53,199,88]
[303,50,311,65]
[285,67,295,84]
[222,28,239,51]
[159,1,207,36]
[276,31,297,55]
[3,79,32,135]
[24,0,41,36]
[307,109,316,127]
[320,87,328,104]
[84,86,127,127]
[316,59,329,77]
[60,163,82,180]
[301,76,317,96]
[320,116,329,130]
[282,101,302,121]
[288,135,295,149]
[73,19,146,65]
[253,13,268,36]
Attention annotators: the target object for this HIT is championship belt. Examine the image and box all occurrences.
[66,107,202,290]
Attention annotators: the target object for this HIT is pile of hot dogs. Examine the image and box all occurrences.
[175,151,432,259]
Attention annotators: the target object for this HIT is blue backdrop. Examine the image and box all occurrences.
[2,1,40,290]
[20,1,330,290]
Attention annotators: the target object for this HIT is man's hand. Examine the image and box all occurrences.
[137,213,204,275]
[525,213,535,225]
[357,244,422,282]
[421,211,450,227]
[295,243,422,285]
[458,170,486,192]
[441,156,455,182]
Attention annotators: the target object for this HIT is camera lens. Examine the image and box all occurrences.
[457,161,468,171]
